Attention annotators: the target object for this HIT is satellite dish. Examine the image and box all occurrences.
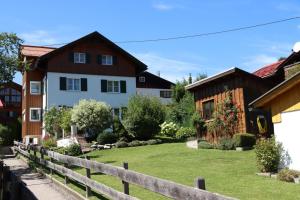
[292,42,300,53]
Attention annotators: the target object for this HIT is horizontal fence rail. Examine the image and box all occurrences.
[14,141,234,200]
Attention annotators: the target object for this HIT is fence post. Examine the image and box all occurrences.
[0,160,3,200]
[122,162,129,195]
[50,151,54,176]
[85,156,91,198]
[64,151,69,185]
[195,177,206,190]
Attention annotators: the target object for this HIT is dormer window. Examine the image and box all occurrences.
[74,52,86,64]
[102,55,113,65]
[139,76,145,82]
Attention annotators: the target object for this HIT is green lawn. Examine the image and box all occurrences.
[64,143,300,200]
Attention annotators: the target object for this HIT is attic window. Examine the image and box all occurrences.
[102,55,113,65]
[139,76,145,82]
[74,52,86,64]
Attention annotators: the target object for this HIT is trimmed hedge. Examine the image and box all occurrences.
[198,140,214,149]
[97,130,118,145]
[217,138,235,150]
[233,133,256,147]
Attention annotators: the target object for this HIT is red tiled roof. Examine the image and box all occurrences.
[20,45,56,57]
[253,60,285,78]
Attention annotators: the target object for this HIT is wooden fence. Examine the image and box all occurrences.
[13,141,234,200]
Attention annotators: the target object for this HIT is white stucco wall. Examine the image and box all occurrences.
[136,88,172,104]
[273,110,300,171]
[46,72,136,109]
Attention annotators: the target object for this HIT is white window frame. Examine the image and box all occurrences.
[102,55,113,65]
[30,81,41,95]
[74,52,86,64]
[29,108,41,122]
[139,76,145,82]
[160,90,172,98]
[22,109,26,122]
[107,80,120,93]
[23,83,26,96]
[66,78,81,91]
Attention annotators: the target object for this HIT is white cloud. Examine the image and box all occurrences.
[276,2,300,13]
[152,2,174,11]
[242,54,278,72]
[20,30,58,45]
[134,52,216,82]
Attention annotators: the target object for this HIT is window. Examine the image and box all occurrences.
[202,100,214,120]
[30,108,41,122]
[113,108,120,118]
[74,52,86,63]
[102,55,113,65]
[66,78,80,91]
[107,81,119,93]
[139,76,145,82]
[160,90,172,98]
[30,81,41,95]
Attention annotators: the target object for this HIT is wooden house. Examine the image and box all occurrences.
[250,71,300,170]
[186,67,272,139]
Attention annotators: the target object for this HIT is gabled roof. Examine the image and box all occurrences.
[137,71,174,89]
[37,31,148,73]
[185,67,264,90]
[253,60,285,78]
[250,71,300,108]
[20,45,56,57]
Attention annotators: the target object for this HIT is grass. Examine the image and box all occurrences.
[29,143,300,199]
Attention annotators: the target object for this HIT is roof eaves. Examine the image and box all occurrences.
[249,71,300,107]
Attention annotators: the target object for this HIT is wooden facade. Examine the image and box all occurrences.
[187,68,272,139]
[0,82,22,125]
[136,71,174,89]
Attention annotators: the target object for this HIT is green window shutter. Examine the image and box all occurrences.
[97,55,102,64]
[113,56,118,65]
[86,53,90,64]
[60,77,66,90]
[69,52,74,63]
[101,79,107,92]
[81,78,87,91]
[120,80,126,93]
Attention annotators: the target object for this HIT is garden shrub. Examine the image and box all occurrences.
[44,107,62,137]
[123,95,166,140]
[97,130,118,145]
[51,147,66,154]
[65,144,82,156]
[233,133,256,147]
[255,137,283,172]
[115,141,128,148]
[277,168,300,182]
[0,124,10,145]
[112,116,130,140]
[198,140,214,149]
[175,127,196,140]
[128,140,143,147]
[72,99,113,141]
[217,138,235,150]
[191,111,206,137]
[160,121,178,137]
[146,139,162,145]
[42,137,57,149]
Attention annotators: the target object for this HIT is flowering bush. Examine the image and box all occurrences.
[160,121,178,137]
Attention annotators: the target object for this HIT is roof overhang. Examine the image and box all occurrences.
[249,71,300,108]
[185,67,263,90]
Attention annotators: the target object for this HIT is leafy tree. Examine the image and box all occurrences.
[194,73,207,82]
[44,107,62,137]
[60,108,72,135]
[0,33,23,83]
[72,99,112,141]
[167,92,195,127]
[171,80,188,103]
[124,95,166,140]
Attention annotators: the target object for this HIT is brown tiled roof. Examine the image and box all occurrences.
[20,45,56,57]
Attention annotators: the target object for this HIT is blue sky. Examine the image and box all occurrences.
[2,0,300,84]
